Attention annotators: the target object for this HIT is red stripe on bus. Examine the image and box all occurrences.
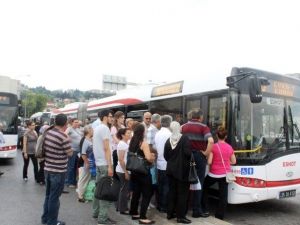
[58,108,78,113]
[87,98,143,109]
[266,179,300,187]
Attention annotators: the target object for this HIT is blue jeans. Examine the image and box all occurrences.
[191,151,207,214]
[65,151,77,185]
[41,171,66,225]
[157,169,169,211]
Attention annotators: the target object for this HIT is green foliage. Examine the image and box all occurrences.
[20,86,115,118]
[21,90,49,118]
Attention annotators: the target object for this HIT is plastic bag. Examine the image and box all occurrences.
[84,179,96,201]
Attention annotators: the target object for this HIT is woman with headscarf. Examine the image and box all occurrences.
[164,121,192,224]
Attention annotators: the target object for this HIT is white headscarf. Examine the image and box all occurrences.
[169,121,182,149]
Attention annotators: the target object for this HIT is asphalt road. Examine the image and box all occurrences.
[1,151,299,225]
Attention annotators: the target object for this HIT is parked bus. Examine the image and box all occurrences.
[30,111,52,125]
[56,67,300,203]
[0,92,20,158]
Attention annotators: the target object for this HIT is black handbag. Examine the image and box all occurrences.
[126,151,150,175]
[94,176,120,201]
[188,154,199,184]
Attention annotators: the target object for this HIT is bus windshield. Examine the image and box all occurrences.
[0,106,18,134]
[233,94,300,165]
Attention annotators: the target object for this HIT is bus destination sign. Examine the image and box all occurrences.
[151,81,183,97]
[262,80,296,97]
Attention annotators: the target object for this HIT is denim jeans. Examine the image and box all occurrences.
[191,151,207,214]
[41,171,66,225]
[157,169,169,211]
[65,151,77,185]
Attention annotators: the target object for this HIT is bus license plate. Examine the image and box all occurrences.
[279,190,296,199]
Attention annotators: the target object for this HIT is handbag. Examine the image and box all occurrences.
[216,144,236,183]
[126,151,150,175]
[190,178,202,190]
[188,153,199,184]
[94,176,120,201]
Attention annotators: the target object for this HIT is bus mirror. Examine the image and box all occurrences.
[249,77,263,103]
[18,106,24,117]
[17,100,23,116]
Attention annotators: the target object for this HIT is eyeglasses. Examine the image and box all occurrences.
[145,118,151,120]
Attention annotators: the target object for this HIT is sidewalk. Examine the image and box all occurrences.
[108,208,233,225]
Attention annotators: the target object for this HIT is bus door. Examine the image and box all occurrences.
[185,97,201,122]
[207,95,228,139]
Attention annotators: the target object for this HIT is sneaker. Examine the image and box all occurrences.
[0,171,4,176]
[23,178,28,182]
[57,221,66,225]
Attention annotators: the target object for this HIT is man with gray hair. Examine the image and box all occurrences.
[146,113,161,151]
[154,115,172,213]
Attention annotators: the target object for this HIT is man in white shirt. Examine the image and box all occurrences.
[92,111,102,129]
[154,115,172,213]
[92,109,115,225]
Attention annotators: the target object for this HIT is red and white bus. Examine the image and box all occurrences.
[56,67,300,203]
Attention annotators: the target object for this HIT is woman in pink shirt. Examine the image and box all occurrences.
[201,126,236,220]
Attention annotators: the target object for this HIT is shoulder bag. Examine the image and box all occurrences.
[126,151,150,175]
[94,176,120,201]
[188,153,199,184]
[216,143,236,183]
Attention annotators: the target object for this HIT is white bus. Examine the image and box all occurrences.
[0,92,19,158]
[56,67,300,203]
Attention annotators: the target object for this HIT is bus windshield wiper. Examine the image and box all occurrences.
[283,108,290,149]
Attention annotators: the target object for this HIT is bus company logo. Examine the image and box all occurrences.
[286,171,294,178]
[282,161,296,167]
[241,167,254,175]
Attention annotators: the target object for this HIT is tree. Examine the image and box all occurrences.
[21,90,49,118]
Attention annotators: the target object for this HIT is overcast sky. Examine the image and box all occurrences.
[0,0,299,91]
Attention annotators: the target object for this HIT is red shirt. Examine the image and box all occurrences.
[181,120,212,151]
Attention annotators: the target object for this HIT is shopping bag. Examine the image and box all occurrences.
[84,179,96,201]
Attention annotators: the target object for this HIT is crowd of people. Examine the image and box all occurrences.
[18,108,236,225]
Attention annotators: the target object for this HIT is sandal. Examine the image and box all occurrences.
[139,219,155,224]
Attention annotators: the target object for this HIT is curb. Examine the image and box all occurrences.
[108,208,233,225]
